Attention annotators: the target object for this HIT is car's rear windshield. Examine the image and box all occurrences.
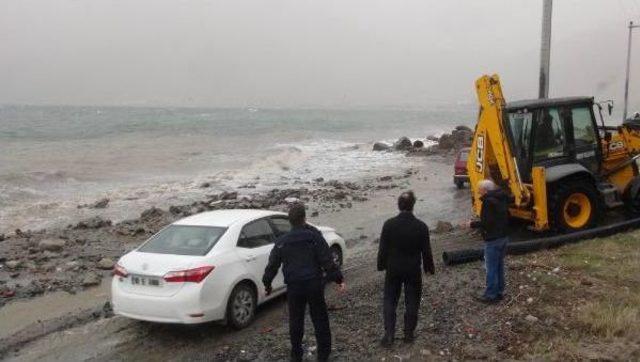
[459,150,469,161]
[138,225,227,256]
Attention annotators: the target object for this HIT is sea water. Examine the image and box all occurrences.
[0,104,474,232]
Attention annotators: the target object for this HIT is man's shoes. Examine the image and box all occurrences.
[473,293,499,304]
[380,334,394,348]
[403,331,416,343]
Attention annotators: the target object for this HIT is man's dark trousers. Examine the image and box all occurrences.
[484,236,508,300]
[383,271,422,338]
[287,278,331,362]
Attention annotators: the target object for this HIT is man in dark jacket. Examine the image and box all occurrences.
[470,179,510,303]
[377,191,435,347]
[263,203,345,362]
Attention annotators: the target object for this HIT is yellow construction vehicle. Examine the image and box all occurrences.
[468,74,640,233]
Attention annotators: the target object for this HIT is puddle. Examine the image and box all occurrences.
[0,278,111,340]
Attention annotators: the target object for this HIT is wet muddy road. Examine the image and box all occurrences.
[2,156,483,361]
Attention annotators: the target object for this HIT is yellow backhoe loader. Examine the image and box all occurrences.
[468,74,640,233]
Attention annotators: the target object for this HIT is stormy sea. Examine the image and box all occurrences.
[0,105,474,233]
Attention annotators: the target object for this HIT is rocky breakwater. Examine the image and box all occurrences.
[0,178,403,307]
[372,125,473,157]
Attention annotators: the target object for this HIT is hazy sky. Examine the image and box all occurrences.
[1,0,639,109]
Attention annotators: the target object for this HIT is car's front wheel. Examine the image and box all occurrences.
[226,283,256,329]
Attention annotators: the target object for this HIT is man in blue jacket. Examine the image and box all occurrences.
[263,203,345,362]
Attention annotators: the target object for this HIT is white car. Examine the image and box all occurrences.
[111,209,346,328]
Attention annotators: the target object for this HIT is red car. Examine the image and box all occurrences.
[453,147,470,189]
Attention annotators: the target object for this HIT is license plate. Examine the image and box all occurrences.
[131,275,161,287]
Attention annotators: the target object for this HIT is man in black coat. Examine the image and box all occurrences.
[470,179,510,304]
[377,191,435,347]
[263,203,345,362]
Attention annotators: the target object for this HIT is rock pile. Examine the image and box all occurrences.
[0,178,393,306]
[373,124,473,157]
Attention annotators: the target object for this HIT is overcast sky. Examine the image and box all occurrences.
[1,0,639,109]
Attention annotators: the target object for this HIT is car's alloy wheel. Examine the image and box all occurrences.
[226,284,256,329]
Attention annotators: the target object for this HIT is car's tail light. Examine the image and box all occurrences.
[113,263,128,277]
[163,266,215,283]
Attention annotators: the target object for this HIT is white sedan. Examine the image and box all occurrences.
[111,209,346,328]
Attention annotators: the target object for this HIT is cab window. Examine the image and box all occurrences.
[238,219,274,248]
[508,110,534,164]
[569,106,597,147]
[533,107,567,161]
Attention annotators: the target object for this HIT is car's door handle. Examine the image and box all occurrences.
[244,255,257,262]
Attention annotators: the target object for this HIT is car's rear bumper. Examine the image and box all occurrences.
[111,277,226,324]
[453,174,469,182]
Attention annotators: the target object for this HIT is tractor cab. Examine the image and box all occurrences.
[503,97,601,183]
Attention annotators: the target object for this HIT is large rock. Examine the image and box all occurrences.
[455,125,472,132]
[39,238,66,252]
[220,191,238,200]
[82,273,102,287]
[90,198,110,209]
[451,128,473,147]
[140,207,164,221]
[434,220,454,233]
[525,314,539,323]
[438,134,455,149]
[393,137,413,151]
[5,260,21,269]
[74,217,112,229]
[372,142,391,152]
[413,140,424,148]
[96,257,115,270]
[426,135,439,142]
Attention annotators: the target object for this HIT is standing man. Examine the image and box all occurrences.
[263,203,345,362]
[377,191,435,348]
[470,179,510,304]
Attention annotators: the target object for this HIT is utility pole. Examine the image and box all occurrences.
[538,0,553,99]
[623,21,640,121]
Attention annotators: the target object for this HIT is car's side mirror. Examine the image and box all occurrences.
[608,103,613,116]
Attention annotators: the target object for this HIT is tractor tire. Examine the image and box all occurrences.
[548,178,602,233]
[623,176,640,217]
[455,180,464,189]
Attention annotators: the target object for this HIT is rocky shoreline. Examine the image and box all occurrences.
[0,173,418,308]
[0,126,472,308]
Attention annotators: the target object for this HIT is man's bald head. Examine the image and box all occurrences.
[398,191,416,212]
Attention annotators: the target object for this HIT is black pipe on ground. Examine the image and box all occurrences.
[442,216,640,266]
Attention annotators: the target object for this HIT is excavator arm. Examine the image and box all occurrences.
[467,75,532,215]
